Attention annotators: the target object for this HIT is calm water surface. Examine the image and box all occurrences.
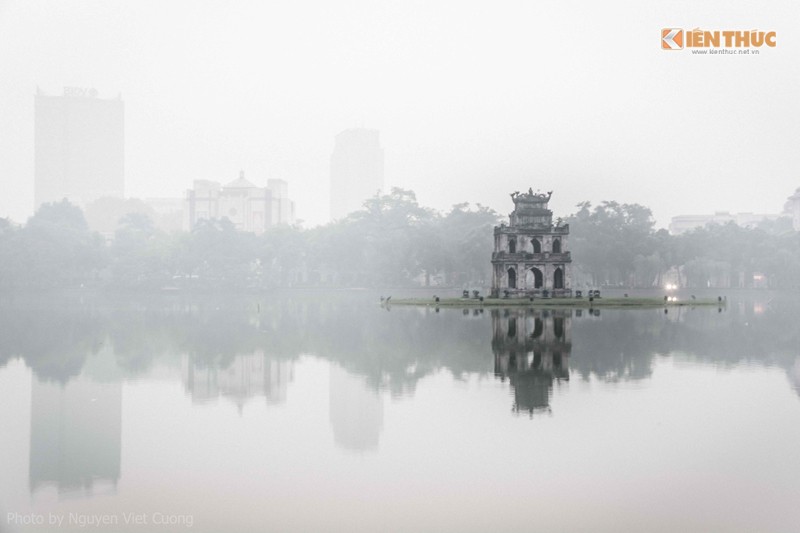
[1,292,799,532]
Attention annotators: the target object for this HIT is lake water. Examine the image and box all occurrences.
[1,292,799,532]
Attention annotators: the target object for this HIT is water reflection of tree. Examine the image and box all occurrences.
[0,294,491,392]
[1,295,799,397]
[570,304,799,382]
[569,310,665,382]
[0,301,106,382]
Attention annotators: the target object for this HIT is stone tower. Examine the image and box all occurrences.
[491,190,571,297]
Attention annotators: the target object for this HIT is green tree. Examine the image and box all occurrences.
[566,201,656,287]
[180,218,259,288]
[110,213,173,288]
[17,200,106,288]
[439,203,500,286]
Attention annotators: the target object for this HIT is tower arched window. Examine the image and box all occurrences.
[554,267,564,289]
[507,268,517,289]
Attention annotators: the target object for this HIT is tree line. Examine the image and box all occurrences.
[1,190,798,290]
[0,189,498,290]
[566,201,800,289]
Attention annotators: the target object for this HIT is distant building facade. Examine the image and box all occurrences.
[785,188,800,231]
[330,128,384,221]
[491,190,572,297]
[142,197,184,233]
[34,87,124,210]
[669,211,782,235]
[144,197,184,217]
[184,171,295,233]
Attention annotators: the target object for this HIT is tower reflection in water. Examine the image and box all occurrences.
[492,309,571,415]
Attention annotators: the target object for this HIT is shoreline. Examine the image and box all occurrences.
[388,297,723,308]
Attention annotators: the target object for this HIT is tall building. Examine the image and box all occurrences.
[329,128,384,221]
[34,87,124,210]
[184,171,295,233]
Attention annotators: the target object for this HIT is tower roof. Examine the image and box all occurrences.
[511,189,552,207]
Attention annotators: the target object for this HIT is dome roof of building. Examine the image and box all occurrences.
[225,170,257,189]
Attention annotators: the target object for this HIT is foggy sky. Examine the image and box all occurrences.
[1,0,798,228]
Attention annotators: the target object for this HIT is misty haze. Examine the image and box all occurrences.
[2,1,800,532]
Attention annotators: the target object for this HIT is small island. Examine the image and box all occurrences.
[391,189,724,310]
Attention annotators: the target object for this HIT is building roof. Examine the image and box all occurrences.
[224,170,257,189]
